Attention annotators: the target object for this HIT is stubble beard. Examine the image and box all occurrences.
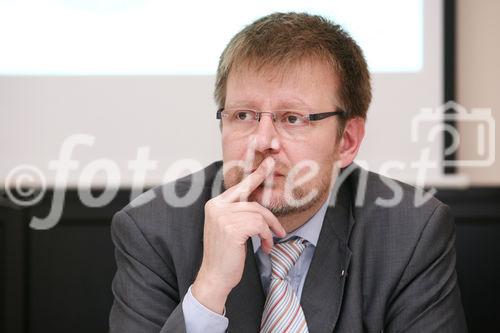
[222,154,339,217]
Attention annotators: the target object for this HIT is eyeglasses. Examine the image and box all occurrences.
[216,107,345,140]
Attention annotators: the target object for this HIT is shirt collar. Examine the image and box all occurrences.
[251,191,331,253]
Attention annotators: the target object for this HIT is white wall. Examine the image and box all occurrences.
[0,0,447,189]
[0,76,221,188]
[457,0,500,185]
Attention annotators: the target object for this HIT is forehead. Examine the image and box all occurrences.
[225,59,341,109]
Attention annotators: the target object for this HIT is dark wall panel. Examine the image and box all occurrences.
[29,222,115,333]
[0,201,28,333]
[454,219,500,332]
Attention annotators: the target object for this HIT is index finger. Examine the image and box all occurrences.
[221,157,275,203]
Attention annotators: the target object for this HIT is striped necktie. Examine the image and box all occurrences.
[260,237,309,333]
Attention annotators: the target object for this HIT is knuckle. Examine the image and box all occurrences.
[249,202,261,210]
[205,198,224,213]
[204,198,215,211]
[236,201,248,210]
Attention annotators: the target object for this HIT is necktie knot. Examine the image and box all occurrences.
[270,237,307,280]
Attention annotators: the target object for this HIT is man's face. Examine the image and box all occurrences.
[221,59,343,216]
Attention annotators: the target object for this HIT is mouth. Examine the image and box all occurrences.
[249,169,283,177]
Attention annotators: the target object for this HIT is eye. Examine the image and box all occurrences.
[282,113,306,126]
[234,110,255,121]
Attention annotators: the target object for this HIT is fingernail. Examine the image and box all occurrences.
[271,138,280,150]
[264,157,275,170]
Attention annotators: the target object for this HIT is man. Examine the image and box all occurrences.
[109,12,467,332]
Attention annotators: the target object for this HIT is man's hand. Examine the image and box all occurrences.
[192,157,286,314]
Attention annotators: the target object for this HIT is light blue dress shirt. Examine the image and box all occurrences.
[182,196,330,333]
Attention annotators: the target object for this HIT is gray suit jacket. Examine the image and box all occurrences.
[109,161,467,332]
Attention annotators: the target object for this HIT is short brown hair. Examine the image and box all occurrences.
[214,12,371,135]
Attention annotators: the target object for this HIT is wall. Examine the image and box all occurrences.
[457,0,500,185]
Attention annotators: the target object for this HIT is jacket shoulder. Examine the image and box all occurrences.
[112,160,223,240]
[347,166,452,257]
[353,167,447,227]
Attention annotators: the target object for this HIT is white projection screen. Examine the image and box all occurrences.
[0,0,448,188]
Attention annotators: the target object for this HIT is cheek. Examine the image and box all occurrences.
[221,134,245,160]
[283,142,320,164]
[221,138,263,175]
[286,145,336,177]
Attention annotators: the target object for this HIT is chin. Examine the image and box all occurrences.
[249,186,305,217]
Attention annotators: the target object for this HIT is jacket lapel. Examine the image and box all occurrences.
[225,240,266,332]
[300,172,355,333]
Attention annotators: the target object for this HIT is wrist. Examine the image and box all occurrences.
[192,272,231,315]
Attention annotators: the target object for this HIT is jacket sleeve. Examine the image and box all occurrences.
[385,203,468,333]
[109,210,187,333]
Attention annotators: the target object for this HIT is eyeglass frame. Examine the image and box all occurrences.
[215,107,346,122]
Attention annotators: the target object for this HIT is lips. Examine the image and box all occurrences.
[249,168,283,177]
[247,159,287,177]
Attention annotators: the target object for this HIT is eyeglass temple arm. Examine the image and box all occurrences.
[308,109,345,121]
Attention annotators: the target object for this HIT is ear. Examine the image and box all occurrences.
[338,117,365,168]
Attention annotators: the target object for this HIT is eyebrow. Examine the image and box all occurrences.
[225,98,311,110]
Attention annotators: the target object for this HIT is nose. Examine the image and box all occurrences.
[254,113,281,153]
